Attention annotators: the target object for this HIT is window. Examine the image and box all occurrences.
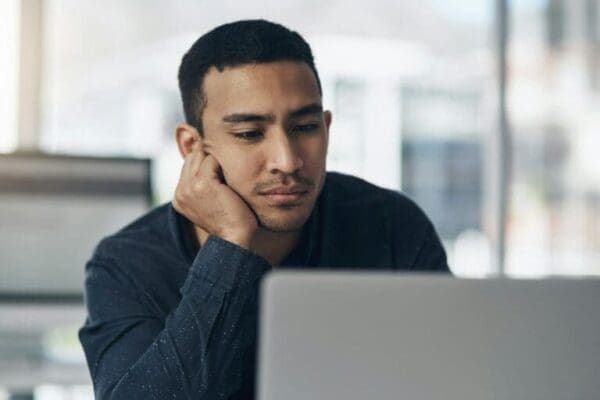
[507,0,600,276]
[0,0,20,153]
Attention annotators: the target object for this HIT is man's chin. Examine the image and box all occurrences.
[256,211,310,233]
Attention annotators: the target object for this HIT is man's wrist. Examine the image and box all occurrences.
[219,230,254,250]
[186,235,271,293]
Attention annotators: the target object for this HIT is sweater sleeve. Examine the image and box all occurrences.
[79,235,271,399]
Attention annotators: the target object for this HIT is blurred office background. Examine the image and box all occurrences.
[0,0,599,398]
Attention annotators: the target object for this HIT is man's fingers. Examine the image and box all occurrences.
[198,154,223,182]
[181,146,205,180]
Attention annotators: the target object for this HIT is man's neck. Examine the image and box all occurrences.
[194,226,301,266]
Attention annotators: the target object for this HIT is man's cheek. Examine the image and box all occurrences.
[220,165,246,192]
[211,153,235,184]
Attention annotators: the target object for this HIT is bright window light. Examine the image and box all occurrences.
[0,0,20,153]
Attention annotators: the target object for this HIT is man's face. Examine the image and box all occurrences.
[199,61,331,233]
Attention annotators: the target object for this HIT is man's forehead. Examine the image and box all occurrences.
[204,60,316,82]
[202,61,321,112]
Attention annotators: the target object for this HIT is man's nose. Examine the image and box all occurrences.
[265,130,304,175]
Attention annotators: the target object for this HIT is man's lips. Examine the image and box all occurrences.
[259,186,309,204]
[260,186,308,195]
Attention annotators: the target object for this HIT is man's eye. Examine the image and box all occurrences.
[292,123,320,134]
[234,131,262,140]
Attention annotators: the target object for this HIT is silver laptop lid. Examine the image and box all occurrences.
[257,272,600,400]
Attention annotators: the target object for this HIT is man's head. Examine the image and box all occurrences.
[175,20,331,234]
[178,19,323,133]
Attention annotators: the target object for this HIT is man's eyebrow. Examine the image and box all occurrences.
[289,103,323,118]
[221,103,323,124]
[222,113,276,124]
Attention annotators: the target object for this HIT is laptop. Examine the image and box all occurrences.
[257,272,600,400]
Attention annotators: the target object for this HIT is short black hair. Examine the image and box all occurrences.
[177,19,322,132]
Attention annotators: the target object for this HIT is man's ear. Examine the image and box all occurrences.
[324,110,332,131]
[323,110,332,144]
[323,110,332,154]
[175,123,202,158]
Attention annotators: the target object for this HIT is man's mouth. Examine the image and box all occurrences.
[259,186,309,205]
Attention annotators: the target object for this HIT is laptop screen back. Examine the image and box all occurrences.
[258,272,600,400]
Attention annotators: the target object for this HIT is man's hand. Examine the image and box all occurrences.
[172,147,258,249]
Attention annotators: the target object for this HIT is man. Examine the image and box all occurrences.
[79,19,449,399]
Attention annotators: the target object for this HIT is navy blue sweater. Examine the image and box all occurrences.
[79,172,449,399]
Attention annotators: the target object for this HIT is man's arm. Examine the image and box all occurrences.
[81,131,266,398]
[79,235,270,399]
